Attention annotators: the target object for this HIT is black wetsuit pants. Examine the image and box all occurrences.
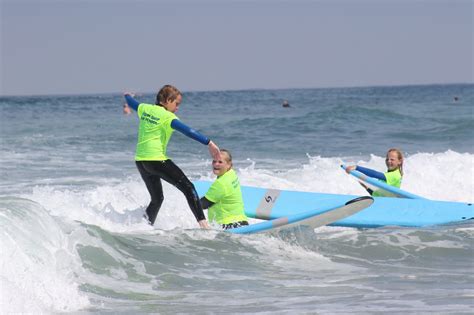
[136,160,205,225]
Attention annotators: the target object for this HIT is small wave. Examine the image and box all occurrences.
[0,197,90,313]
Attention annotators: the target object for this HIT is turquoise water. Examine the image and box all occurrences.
[1,84,473,313]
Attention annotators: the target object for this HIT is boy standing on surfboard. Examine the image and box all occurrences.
[124,85,221,229]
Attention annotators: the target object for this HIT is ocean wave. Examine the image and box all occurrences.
[1,191,473,313]
[0,197,89,313]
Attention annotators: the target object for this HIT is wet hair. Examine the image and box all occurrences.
[387,148,404,176]
[220,149,233,167]
[155,85,181,105]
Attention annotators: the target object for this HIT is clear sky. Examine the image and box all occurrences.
[1,0,472,96]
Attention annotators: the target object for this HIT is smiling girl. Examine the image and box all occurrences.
[345,148,404,197]
[200,149,249,230]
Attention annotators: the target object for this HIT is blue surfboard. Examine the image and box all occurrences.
[228,196,373,234]
[194,181,473,228]
[340,164,425,199]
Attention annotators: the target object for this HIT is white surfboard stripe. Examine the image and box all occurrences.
[255,189,281,219]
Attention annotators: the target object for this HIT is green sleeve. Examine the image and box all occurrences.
[205,180,224,203]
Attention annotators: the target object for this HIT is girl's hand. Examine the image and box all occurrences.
[208,141,221,161]
[345,165,356,173]
[198,219,210,229]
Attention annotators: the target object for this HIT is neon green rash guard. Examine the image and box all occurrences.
[372,168,402,197]
[135,104,177,161]
[205,169,248,225]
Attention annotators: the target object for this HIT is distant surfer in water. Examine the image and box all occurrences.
[123,103,132,115]
[200,149,249,230]
[345,148,404,197]
[124,85,221,228]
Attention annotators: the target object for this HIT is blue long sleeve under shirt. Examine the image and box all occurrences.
[124,94,210,145]
[355,166,386,181]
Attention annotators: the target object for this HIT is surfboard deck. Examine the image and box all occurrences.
[228,196,373,234]
[193,181,473,228]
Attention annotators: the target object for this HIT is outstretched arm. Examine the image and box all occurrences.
[171,119,210,144]
[124,93,140,111]
[171,119,221,160]
[354,166,386,181]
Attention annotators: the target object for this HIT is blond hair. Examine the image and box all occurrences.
[387,148,404,176]
[220,149,233,168]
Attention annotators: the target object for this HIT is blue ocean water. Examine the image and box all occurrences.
[1,84,473,313]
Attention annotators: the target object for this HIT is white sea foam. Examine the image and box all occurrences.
[21,150,473,236]
[0,198,90,313]
[236,151,473,202]
[3,150,471,313]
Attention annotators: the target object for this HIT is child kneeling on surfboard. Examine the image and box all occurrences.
[345,148,404,197]
[200,149,249,230]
